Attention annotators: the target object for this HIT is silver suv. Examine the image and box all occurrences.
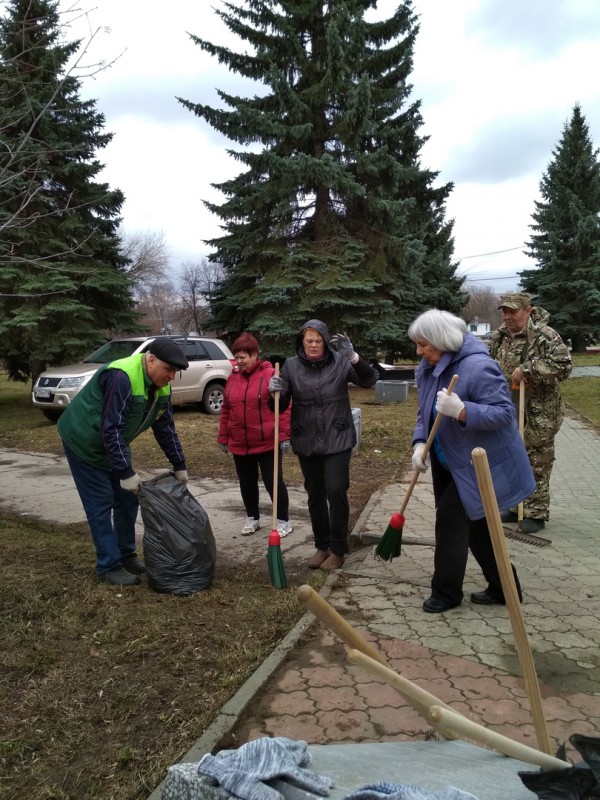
[31,336,235,422]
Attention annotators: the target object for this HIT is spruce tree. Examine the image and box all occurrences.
[0,0,137,382]
[180,0,463,357]
[521,104,600,352]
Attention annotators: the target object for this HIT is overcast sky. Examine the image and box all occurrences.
[68,0,600,294]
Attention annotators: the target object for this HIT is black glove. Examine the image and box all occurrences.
[329,333,357,362]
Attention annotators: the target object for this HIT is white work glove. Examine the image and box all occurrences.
[329,332,358,363]
[269,375,283,395]
[436,389,465,419]
[120,473,143,495]
[281,440,291,454]
[219,443,229,454]
[174,469,188,484]
[412,443,430,473]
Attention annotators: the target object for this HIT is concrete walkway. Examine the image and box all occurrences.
[0,452,319,571]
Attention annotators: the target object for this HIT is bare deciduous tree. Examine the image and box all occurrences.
[0,5,123,267]
[134,279,181,335]
[119,229,170,298]
[461,284,502,331]
[177,259,224,334]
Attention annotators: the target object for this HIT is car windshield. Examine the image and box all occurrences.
[83,340,144,364]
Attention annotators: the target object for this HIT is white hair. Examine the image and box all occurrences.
[408,309,467,353]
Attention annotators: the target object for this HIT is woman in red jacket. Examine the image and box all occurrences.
[218,332,292,537]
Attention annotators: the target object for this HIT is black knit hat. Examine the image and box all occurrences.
[148,337,188,370]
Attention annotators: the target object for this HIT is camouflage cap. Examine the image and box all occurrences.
[497,292,533,310]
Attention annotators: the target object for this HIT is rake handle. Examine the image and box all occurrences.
[429,705,569,770]
[517,379,525,529]
[348,650,569,769]
[296,585,388,666]
[398,373,459,517]
[347,649,457,730]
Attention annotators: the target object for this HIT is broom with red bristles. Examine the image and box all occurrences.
[375,374,459,562]
[267,363,288,588]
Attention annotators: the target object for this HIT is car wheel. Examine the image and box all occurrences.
[202,382,224,415]
[42,410,63,423]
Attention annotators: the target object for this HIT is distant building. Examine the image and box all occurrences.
[467,317,491,337]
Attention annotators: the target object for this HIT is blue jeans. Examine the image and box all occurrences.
[64,446,139,575]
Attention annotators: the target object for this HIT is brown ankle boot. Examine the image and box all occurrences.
[320,553,344,570]
[308,549,330,569]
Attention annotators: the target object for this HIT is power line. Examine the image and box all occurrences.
[462,274,522,282]
[457,246,525,260]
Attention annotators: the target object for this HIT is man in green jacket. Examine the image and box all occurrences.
[491,293,572,534]
[58,337,189,585]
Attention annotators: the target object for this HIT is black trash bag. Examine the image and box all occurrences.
[571,735,600,785]
[139,473,216,596]
[519,765,600,799]
[519,733,600,799]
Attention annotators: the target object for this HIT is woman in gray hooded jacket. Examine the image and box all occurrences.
[269,320,377,570]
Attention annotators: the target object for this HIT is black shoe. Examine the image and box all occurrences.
[470,590,505,605]
[98,567,141,586]
[423,596,461,613]
[122,555,146,575]
[500,510,518,523]
[521,518,545,534]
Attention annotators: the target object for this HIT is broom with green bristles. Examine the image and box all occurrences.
[376,374,459,562]
[267,363,288,588]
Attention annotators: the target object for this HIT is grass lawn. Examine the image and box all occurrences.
[564,351,600,427]
[571,351,600,367]
[562,378,600,427]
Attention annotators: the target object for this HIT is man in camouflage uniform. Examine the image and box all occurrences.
[490,292,572,534]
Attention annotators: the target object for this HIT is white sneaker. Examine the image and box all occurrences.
[277,519,293,537]
[241,517,261,536]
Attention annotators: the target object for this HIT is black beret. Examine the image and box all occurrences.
[148,337,188,370]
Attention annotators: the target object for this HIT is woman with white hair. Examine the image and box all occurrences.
[408,309,535,613]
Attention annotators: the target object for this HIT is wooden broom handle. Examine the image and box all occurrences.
[272,363,280,532]
[472,446,553,755]
[398,373,459,517]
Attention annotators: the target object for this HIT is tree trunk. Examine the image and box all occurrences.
[30,359,47,386]
[570,333,588,353]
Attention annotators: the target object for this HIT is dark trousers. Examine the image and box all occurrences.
[232,449,289,521]
[64,445,139,575]
[298,449,352,556]
[431,456,522,605]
